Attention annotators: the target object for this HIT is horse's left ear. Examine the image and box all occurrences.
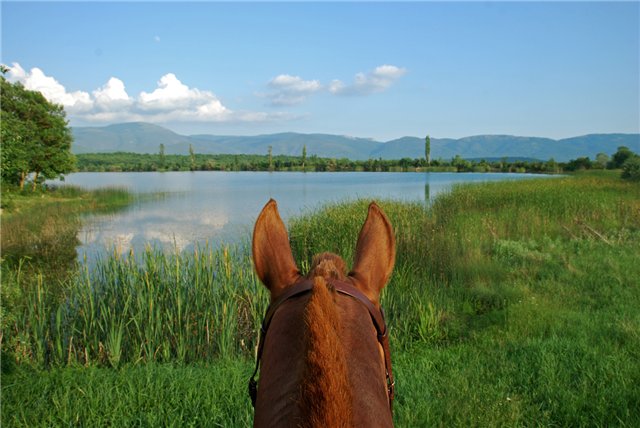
[348,202,396,305]
[253,199,302,301]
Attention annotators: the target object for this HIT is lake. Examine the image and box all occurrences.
[54,171,545,263]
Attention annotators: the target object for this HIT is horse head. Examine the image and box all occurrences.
[251,199,396,427]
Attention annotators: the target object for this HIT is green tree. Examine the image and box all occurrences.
[301,144,307,171]
[621,155,640,181]
[1,73,75,190]
[268,145,273,171]
[544,158,559,173]
[425,135,431,166]
[565,157,592,171]
[452,154,471,172]
[0,101,31,189]
[159,143,166,169]
[611,146,633,169]
[189,144,196,171]
[595,152,609,169]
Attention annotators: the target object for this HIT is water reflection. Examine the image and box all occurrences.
[53,171,546,263]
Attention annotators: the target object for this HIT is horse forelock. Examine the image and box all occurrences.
[299,275,353,427]
[307,252,347,281]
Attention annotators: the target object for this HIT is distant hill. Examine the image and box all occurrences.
[374,134,640,162]
[72,122,194,154]
[71,122,640,162]
[188,132,383,159]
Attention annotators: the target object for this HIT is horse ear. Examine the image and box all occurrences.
[253,199,301,301]
[348,202,396,305]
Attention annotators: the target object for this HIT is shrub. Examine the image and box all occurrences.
[621,155,640,181]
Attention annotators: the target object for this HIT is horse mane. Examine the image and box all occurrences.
[298,254,353,427]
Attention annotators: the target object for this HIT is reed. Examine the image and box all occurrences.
[4,244,268,367]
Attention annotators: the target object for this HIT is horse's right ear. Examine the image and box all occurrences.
[252,199,301,301]
[348,202,396,306]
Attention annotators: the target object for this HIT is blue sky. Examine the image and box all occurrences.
[2,1,638,141]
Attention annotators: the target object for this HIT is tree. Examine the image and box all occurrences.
[621,155,640,181]
[0,100,31,189]
[611,146,634,169]
[158,143,166,169]
[1,73,75,190]
[301,144,307,171]
[565,156,592,171]
[268,145,273,171]
[595,152,609,169]
[189,144,196,171]
[425,135,431,166]
[452,154,471,172]
[544,158,559,173]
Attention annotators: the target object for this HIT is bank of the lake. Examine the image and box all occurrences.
[1,186,134,279]
[2,171,638,426]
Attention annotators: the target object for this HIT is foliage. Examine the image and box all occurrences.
[610,145,634,169]
[621,155,640,181]
[564,156,592,171]
[0,75,75,190]
[595,152,609,168]
[425,134,431,165]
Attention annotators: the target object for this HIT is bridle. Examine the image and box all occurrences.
[248,277,395,414]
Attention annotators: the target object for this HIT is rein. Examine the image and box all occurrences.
[248,278,395,413]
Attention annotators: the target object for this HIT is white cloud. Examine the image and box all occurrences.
[4,63,282,124]
[7,62,93,112]
[265,74,322,106]
[262,65,406,106]
[329,64,406,96]
[139,73,217,111]
[93,77,132,110]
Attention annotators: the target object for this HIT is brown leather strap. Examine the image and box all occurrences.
[249,279,313,406]
[330,279,395,412]
[249,278,394,413]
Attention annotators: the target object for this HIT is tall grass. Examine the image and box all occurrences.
[5,244,268,367]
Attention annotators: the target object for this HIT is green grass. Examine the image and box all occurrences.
[3,245,267,367]
[2,361,254,427]
[2,174,640,426]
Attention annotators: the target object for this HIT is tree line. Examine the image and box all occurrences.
[75,146,639,178]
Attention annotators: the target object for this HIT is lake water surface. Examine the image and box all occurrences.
[55,171,544,263]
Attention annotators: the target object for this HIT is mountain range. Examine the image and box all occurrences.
[71,122,640,162]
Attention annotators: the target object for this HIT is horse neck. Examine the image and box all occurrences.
[298,276,353,427]
[254,276,393,427]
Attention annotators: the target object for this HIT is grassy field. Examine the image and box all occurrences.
[2,172,639,426]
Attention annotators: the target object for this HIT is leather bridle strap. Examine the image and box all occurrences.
[330,280,395,410]
[249,280,314,407]
[248,278,395,413]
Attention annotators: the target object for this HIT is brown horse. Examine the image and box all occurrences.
[250,199,396,427]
